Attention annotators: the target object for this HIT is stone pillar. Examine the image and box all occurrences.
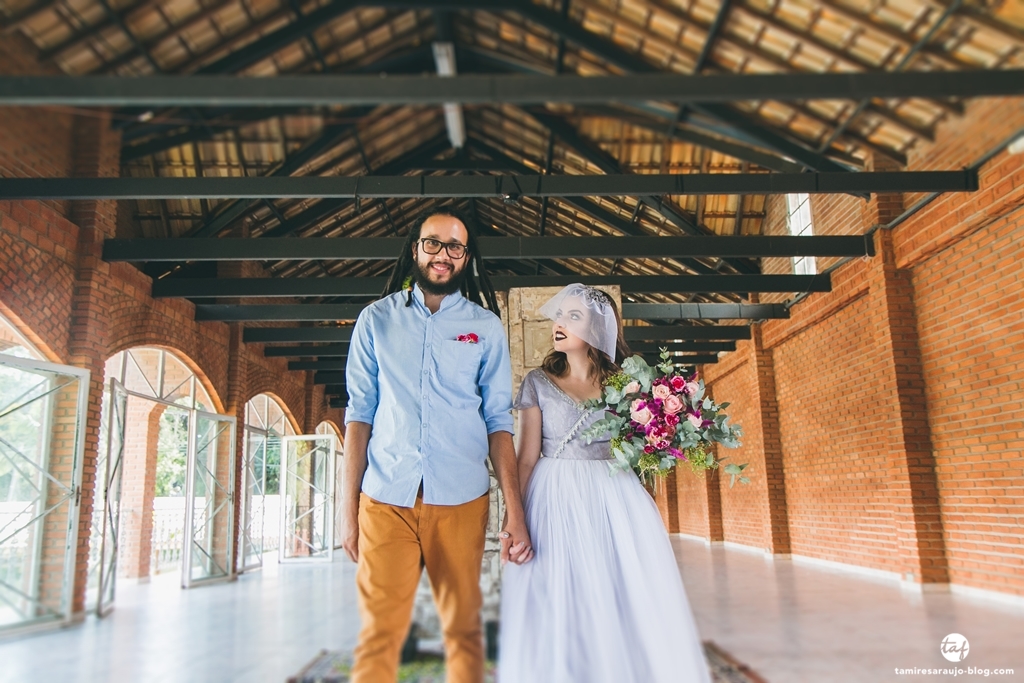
[67,112,121,613]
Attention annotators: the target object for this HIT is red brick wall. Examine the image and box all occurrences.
[697,97,1024,597]
[0,49,343,611]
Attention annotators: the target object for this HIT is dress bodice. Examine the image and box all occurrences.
[514,368,612,461]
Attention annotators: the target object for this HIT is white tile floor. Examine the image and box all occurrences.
[1,539,1021,683]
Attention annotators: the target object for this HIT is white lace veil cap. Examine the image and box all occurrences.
[538,284,618,361]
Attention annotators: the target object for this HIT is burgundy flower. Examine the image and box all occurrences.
[670,376,687,392]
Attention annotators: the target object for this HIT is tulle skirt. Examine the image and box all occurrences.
[498,457,712,683]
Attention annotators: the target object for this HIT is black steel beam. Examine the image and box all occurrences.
[264,344,350,357]
[105,235,875,262]
[628,341,737,353]
[1,71,1021,106]
[194,300,788,323]
[314,370,347,384]
[323,384,346,394]
[5,171,977,200]
[196,303,365,321]
[289,359,348,371]
[621,302,790,320]
[155,274,831,298]
[623,325,751,341]
[634,353,721,365]
[243,327,354,343]
[328,399,348,409]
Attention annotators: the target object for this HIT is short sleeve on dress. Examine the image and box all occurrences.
[513,370,540,410]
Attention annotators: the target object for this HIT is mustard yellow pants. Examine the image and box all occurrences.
[351,491,489,683]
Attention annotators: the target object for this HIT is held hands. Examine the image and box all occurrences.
[500,517,534,566]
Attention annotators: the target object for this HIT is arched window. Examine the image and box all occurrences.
[0,312,43,361]
[238,394,296,572]
[104,347,213,411]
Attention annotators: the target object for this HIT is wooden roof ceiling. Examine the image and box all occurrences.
[3,0,1022,306]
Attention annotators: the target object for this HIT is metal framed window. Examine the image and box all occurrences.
[785,193,816,276]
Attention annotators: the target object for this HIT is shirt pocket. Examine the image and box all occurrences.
[437,338,485,384]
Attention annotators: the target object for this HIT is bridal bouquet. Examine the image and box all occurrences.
[581,349,747,487]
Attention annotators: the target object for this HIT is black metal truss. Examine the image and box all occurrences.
[191,299,791,323]
[636,354,721,365]
[314,371,347,385]
[622,325,752,341]
[620,302,790,320]
[1,71,1020,107]
[8,171,976,200]
[244,327,354,343]
[264,344,350,357]
[289,359,348,371]
[155,274,831,299]
[195,304,367,322]
[628,341,737,353]
[106,235,874,262]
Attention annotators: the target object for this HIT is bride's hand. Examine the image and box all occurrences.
[500,518,534,565]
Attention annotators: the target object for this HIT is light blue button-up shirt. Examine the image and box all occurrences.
[344,285,514,508]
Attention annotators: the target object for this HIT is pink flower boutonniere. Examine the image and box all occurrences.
[456,333,480,344]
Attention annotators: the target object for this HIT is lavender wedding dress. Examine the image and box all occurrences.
[499,368,712,683]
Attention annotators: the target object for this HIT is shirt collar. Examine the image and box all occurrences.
[411,283,465,313]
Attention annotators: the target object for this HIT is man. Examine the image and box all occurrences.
[342,208,533,683]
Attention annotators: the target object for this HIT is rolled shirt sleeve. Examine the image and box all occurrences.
[478,315,515,435]
[344,309,379,426]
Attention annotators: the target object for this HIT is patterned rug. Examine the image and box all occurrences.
[288,641,767,683]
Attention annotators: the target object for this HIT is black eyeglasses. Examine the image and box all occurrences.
[418,238,468,260]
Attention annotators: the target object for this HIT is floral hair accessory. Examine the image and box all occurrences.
[456,333,480,344]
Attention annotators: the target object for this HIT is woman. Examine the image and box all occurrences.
[499,284,711,683]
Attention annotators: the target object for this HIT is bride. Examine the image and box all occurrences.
[499,284,711,683]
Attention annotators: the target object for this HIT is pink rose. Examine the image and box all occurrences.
[631,407,654,426]
[624,381,641,395]
[663,394,684,415]
[631,398,646,413]
[670,376,686,392]
[687,413,703,428]
[682,381,699,396]
[652,384,672,400]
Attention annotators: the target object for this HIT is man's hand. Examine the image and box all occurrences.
[341,422,372,564]
[500,517,534,565]
[340,509,360,563]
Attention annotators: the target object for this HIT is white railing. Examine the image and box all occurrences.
[149,495,281,574]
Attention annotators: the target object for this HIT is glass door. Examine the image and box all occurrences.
[280,435,336,562]
[0,355,89,635]
[182,410,236,587]
[95,379,127,616]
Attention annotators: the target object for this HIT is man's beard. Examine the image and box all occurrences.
[412,259,470,297]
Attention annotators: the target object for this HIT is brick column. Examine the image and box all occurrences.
[118,401,163,579]
[675,462,724,543]
[67,112,121,613]
[655,470,681,533]
[749,325,791,554]
[225,322,247,575]
[869,229,949,585]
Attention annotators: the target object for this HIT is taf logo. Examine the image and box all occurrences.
[940,633,969,662]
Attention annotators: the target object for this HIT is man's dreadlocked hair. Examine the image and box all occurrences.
[381,206,500,312]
